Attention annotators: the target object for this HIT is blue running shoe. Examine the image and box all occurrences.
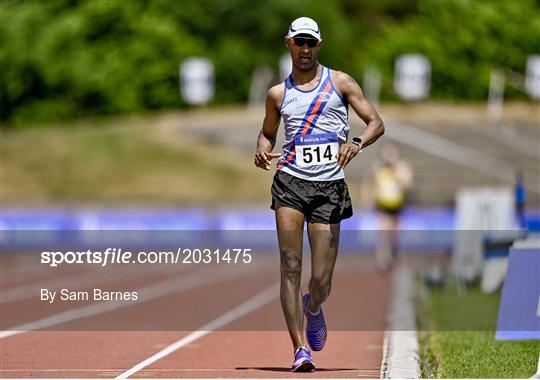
[291,346,315,372]
[303,293,327,351]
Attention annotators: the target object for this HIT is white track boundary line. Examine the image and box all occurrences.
[2,271,102,304]
[379,328,389,378]
[1,263,185,304]
[1,368,376,374]
[0,264,254,340]
[0,369,127,372]
[115,282,279,379]
[372,118,540,195]
[381,264,421,379]
[474,124,540,159]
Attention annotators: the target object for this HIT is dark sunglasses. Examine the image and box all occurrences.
[293,37,318,48]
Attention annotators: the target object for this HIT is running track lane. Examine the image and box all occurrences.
[1,256,390,378]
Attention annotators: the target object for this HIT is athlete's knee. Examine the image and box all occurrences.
[309,276,332,299]
[280,251,302,280]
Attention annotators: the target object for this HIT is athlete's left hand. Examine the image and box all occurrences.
[337,143,360,167]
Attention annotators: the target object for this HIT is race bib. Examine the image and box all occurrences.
[295,132,339,167]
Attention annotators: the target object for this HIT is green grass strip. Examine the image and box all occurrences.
[419,285,539,378]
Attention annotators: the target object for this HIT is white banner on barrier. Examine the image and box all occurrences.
[394,54,431,101]
[452,187,515,283]
[525,55,540,100]
[179,57,215,105]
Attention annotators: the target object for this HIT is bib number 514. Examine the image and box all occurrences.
[302,145,333,164]
[295,132,339,167]
[297,141,338,167]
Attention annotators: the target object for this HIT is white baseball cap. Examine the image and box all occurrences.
[287,17,321,41]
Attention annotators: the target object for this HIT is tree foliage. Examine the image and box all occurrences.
[1,0,538,126]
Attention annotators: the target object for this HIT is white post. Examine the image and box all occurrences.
[487,70,505,121]
[179,57,215,106]
[525,55,540,100]
[248,66,274,108]
[279,53,292,81]
[363,65,382,108]
[394,54,431,101]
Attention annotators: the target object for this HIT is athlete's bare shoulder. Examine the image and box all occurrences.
[267,83,285,110]
[330,70,362,96]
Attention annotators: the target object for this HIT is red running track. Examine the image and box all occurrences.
[1,254,390,378]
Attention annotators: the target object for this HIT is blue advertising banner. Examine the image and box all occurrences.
[496,246,540,340]
[2,207,538,251]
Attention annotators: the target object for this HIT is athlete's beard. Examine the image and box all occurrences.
[293,58,318,72]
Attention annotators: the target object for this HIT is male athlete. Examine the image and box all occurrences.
[254,17,384,372]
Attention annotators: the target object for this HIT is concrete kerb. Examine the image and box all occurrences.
[380,264,422,379]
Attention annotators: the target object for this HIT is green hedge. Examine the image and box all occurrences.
[361,0,540,100]
[1,0,538,126]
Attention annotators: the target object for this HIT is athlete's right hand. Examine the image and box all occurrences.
[254,151,281,170]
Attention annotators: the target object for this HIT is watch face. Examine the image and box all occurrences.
[352,137,362,144]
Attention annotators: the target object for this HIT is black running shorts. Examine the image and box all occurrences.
[270,171,353,224]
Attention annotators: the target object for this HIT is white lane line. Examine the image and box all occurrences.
[472,124,540,159]
[135,368,374,372]
[115,282,280,379]
[1,368,378,373]
[0,264,255,340]
[0,369,127,372]
[1,264,186,304]
[379,329,389,378]
[369,118,540,195]
[2,271,98,303]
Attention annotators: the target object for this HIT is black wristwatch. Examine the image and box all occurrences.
[351,136,363,150]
